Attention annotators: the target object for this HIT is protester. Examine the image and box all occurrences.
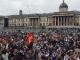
[0,30,79,60]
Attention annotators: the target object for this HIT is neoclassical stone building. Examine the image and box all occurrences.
[8,0,80,29]
[0,0,80,32]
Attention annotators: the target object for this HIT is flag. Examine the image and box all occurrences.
[26,32,33,47]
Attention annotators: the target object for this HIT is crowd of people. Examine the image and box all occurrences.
[0,30,80,60]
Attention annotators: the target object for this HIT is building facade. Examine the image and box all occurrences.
[0,16,5,31]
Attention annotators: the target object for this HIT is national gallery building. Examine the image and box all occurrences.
[0,0,80,32]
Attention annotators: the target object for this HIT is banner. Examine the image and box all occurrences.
[26,32,33,47]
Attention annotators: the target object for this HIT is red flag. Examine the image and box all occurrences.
[26,32,33,46]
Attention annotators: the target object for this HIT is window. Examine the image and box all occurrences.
[19,24,20,26]
[40,23,42,26]
[43,23,45,26]
[49,23,52,26]
[47,23,48,26]
[26,24,27,27]
[44,18,45,21]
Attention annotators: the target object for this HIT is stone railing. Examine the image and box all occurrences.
[46,26,80,28]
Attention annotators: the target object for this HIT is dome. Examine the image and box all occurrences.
[19,9,23,15]
[19,10,22,12]
[59,2,68,8]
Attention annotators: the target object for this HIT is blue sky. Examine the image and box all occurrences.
[0,0,80,15]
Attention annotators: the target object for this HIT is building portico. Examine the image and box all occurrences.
[52,15,75,26]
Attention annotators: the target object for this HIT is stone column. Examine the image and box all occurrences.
[60,16,62,26]
[68,16,69,26]
[38,18,39,27]
[32,19,33,27]
[62,16,63,26]
[35,19,36,27]
[68,16,70,26]
[65,16,66,26]
[32,18,35,27]
[59,16,60,26]
[63,16,65,26]
[70,16,72,26]
[30,19,31,26]
[55,17,56,26]
[66,16,68,26]
[33,19,35,27]
[31,19,32,26]
[36,19,37,27]
[39,17,41,27]
[37,19,38,27]
[53,17,55,26]
[72,16,74,26]
[58,16,59,26]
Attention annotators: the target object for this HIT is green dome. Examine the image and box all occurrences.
[59,2,68,8]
